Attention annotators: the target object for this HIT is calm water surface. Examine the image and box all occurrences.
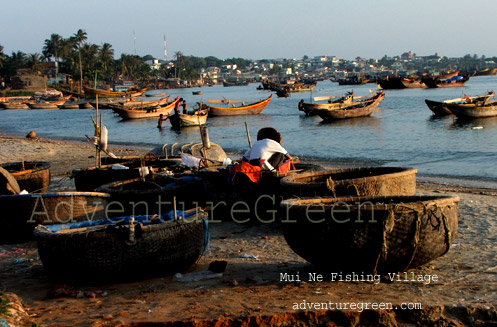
[1,76,497,184]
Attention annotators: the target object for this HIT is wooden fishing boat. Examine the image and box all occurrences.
[300,92,355,116]
[112,96,179,119]
[57,101,80,109]
[145,92,166,97]
[107,96,169,109]
[83,86,147,97]
[33,209,209,282]
[280,166,417,198]
[313,91,385,121]
[223,80,249,87]
[446,100,497,119]
[0,192,110,244]
[2,102,29,109]
[73,158,183,191]
[275,87,291,97]
[192,91,203,95]
[377,76,426,89]
[474,67,497,76]
[425,91,495,116]
[0,161,51,193]
[280,195,459,274]
[337,74,367,85]
[204,95,272,116]
[169,110,208,129]
[421,75,469,88]
[95,175,204,216]
[27,99,65,109]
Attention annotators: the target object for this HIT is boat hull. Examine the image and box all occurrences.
[169,111,208,129]
[313,92,385,121]
[112,97,179,119]
[422,76,469,88]
[280,166,417,198]
[280,195,459,274]
[447,102,497,118]
[34,211,208,282]
[0,192,110,244]
[0,161,51,193]
[207,95,272,116]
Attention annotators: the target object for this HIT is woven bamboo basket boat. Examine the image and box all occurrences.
[95,175,204,216]
[0,161,51,193]
[280,195,459,274]
[34,210,209,282]
[279,167,417,198]
[0,192,110,244]
[73,158,183,191]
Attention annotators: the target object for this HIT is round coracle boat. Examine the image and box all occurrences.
[0,161,51,193]
[95,175,204,216]
[73,158,183,191]
[279,167,417,198]
[0,192,110,244]
[280,195,459,274]
[34,210,209,283]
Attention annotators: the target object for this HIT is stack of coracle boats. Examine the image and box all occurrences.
[0,148,460,281]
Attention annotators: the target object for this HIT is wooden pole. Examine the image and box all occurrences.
[244,122,252,148]
[173,196,177,221]
[95,94,100,168]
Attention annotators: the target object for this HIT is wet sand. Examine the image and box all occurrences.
[0,134,496,326]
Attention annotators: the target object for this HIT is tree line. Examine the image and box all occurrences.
[0,29,251,88]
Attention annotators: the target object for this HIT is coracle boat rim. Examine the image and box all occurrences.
[34,210,207,239]
[280,167,417,186]
[280,195,460,212]
[0,161,51,176]
[0,191,110,199]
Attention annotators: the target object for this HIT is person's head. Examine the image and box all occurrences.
[159,114,163,117]
[179,98,183,102]
[257,127,282,143]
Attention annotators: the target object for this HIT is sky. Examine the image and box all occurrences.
[2,0,497,61]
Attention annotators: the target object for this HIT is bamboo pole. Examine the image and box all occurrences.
[245,122,252,148]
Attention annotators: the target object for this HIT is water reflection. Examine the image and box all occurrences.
[450,116,497,130]
[319,116,382,129]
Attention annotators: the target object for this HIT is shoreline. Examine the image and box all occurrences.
[1,133,497,326]
[2,132,497,194]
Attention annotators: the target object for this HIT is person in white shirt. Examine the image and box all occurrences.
[243,127,292,171]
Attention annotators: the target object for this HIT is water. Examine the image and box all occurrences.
[1,76,497,184]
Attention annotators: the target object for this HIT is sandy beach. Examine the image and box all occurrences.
[1,134,497,326]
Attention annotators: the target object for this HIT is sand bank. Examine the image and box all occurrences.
[0,134,496,326]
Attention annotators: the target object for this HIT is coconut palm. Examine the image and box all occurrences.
[0,45,4,69]
[174,51,183,78]
[72,29,87,93]
[98,43,114,80]
[42,33,62,75]
[26,53,44,73]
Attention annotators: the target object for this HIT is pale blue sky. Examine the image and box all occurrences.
[2,0,497,60]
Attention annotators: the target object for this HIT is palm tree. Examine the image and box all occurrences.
[0,45,4,69]
[73,29,87,93]
[26,53,44,73]
[10,51,27,68]
[174,51,183,78]
[98,43,114,81]
[43,33,62,76]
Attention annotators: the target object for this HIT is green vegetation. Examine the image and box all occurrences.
[0,292,12,317]
[0,29,253,88]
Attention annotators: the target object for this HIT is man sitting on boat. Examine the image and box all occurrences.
[230,127,294,184]
[243,127,293,173]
